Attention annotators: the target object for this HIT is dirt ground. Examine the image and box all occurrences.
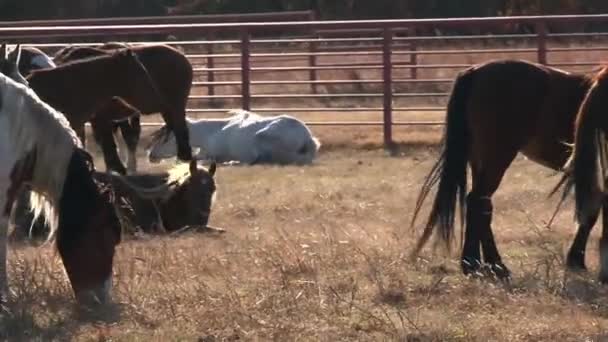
[4,127,608,341]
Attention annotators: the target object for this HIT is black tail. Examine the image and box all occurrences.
[410,67,475,257]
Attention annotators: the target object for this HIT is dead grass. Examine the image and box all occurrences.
[4,145,608,341]
[5,40,608,340]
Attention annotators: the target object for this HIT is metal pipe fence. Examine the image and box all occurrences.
[2,14,608,147]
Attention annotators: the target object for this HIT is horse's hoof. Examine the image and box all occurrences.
[566,260,587,273]
[487,263,511,281]
[599,273,608,284]
[461,258,483,277]
[566,253,587,272]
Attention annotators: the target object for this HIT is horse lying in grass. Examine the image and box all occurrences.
[11,160,220,241]
[148,110,321,165]
[410,58,608,282]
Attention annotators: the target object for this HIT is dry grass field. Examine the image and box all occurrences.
[4,38,608,340]
[3,127,608,341]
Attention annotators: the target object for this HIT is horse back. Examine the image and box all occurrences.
[466,59,590,169]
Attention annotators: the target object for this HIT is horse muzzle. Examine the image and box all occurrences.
[74,276,112,308]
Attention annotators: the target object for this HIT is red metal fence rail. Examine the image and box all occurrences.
[1,14,608,148]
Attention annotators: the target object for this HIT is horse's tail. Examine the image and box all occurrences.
[295,136,321,164]
[410,67,475,257]
[554,70,608,225]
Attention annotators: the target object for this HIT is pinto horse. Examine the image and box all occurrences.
[410,59,607,281]
[5,43,194,175]
[8,44,142,175]
[0,70,122,307]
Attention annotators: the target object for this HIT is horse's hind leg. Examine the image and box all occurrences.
[599,198,608,282]
[464,151,517,279]
[566,206,599,271]
[160,107,191,162]
[91,118,127,175]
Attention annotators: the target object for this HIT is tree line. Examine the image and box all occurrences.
[0,0,607,26]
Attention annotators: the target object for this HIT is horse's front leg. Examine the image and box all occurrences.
[0,186,9,305]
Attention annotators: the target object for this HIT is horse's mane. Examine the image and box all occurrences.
[0,73,80,238]
[30,48,126,77]
[109,162,210,203]
[556,66,608,224]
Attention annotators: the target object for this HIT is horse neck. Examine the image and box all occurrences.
[189,119,229,146]
[27,56,132,106]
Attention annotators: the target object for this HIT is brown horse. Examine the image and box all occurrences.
[52,42,194,174]
[410,59,603,280]
[5,43,194,175]
[11,160,219,239]
[8,44,142,175]
[558,67,608,283]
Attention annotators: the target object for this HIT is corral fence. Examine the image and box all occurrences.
[1,14,608,148]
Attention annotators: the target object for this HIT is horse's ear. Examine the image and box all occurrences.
[189,159,197,175]
[8,44,21,64]
[208,162,216,177]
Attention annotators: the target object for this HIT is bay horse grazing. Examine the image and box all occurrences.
[558,67,608,283]
[0,71,122,307]
[148,110,321,165]
[11,160,219,239]
[52,42,194,174]
[7,44,142,174]
[410,59,605,281]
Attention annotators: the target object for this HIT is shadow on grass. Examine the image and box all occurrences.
[0,298,130,340]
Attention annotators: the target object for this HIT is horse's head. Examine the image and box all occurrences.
[9,45,55,77]
[163,160,217,231]
[0,44,28,85]
[56,148,122,307]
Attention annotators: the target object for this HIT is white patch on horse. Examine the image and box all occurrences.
[148,110,321,165]
[0,72,80,294]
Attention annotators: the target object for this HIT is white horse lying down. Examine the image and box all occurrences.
[148,110,321,165]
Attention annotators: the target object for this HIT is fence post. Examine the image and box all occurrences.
[409,27,418,80]
[206,40,215,102]
[382,27,394,149]
[536,21,548,65]
[240,29,251,111]
[308,40,318,94]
